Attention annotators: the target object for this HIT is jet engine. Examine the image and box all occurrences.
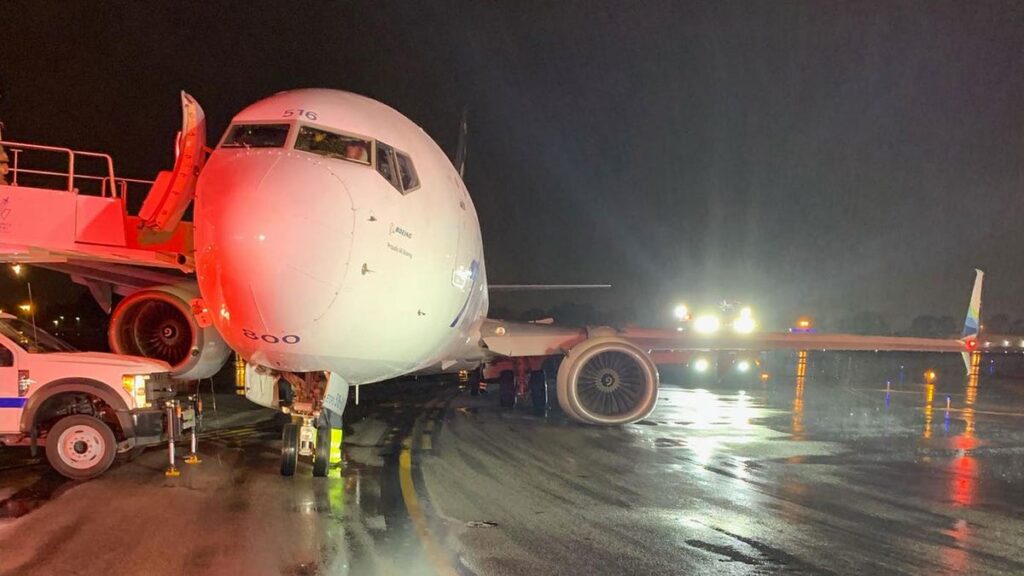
[109,283,230,380]
[556,336,659,425]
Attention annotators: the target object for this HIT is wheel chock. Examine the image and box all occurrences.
[184,454,201,465]
[165,465,181,477]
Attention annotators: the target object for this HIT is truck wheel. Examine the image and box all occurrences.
[280,423,299,477]
[529,370,547,414]
[45,415,117,481]
[312,425,330,478]
[499,370,516,409]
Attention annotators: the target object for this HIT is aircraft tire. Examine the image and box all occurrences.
[499,370,516,408]
[529,370,547,414]
[280,423,298,477]
[312,425,330,477]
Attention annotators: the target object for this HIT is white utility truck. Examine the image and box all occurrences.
[0,313,196,479]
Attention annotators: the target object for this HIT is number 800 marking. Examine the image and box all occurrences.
[242,329,300,344]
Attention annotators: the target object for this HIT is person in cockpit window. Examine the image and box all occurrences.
[344,141,369,162]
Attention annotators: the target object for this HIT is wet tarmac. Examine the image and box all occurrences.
[3,356,1024,575]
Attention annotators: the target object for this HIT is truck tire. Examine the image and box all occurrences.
[499,370,516,409]
[280,424,299,477]
[45,415,118,481]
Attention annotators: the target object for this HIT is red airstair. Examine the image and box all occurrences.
[0,92,206,272]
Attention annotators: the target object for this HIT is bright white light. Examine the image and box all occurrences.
[737,360,751,373]
[694,314,720,334]
[694,358,710,372]
[673,304,688,320]
[739,306,752,318]
[732,316,756,334]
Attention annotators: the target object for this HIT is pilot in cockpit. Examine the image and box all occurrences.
[344,142,369,162]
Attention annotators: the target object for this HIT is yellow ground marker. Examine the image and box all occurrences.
[399,430,456,576]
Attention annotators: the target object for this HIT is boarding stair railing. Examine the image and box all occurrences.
[0,140,154,203]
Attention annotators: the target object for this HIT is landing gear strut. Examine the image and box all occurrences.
[277,371,347,477]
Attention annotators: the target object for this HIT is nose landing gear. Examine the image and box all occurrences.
[276,371,346,477]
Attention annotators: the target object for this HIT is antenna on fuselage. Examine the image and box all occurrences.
[454,108,468,178]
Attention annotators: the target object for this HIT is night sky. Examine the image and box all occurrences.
[1,1,1022,330]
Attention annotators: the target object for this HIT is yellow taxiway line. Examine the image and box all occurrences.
[398,400,457,576]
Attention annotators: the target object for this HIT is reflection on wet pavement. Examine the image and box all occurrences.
[3,355,1024,575]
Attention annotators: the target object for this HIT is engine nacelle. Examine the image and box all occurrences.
[557,336,659,425]
[109,283,231,380]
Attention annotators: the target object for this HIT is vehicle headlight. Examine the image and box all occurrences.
[693,358,710,372]
[122,374,151,408]
[736,360,751,373]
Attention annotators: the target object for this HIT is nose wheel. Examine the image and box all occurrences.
[280,418,342,477]
[312,425,331,477]
[280,423,299,476]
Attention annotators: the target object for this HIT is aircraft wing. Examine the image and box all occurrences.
[479,321,969,358]
[481,270,983,359]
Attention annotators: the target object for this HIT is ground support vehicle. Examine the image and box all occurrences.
[0,313,199,480]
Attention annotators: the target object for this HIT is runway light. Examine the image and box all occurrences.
[925,370,937,383]
[673,304,689,321]
[737,360,751,373]
[694,358,710,372]
[732,316,756,334]
[694,314,720,334]
[18,303,31,313]
[796,318,812,328]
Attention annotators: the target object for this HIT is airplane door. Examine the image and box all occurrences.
[0,342,21,431]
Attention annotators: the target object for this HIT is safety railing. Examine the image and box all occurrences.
[0,140,153,204]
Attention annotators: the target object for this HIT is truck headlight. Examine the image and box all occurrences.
[122,374,151,408]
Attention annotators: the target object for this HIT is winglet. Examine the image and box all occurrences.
[961,269,984,340]
[960,269,983,372]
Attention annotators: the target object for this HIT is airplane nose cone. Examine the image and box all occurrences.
[195,152,354,336]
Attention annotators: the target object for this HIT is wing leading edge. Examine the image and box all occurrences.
[481,270,983,359]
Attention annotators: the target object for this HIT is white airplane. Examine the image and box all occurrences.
[0,89,984,477]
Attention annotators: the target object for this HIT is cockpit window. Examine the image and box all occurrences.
[375,141,402,192]
[395,151,419,192]
[221,124,290,148]
[294,126,371,165]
